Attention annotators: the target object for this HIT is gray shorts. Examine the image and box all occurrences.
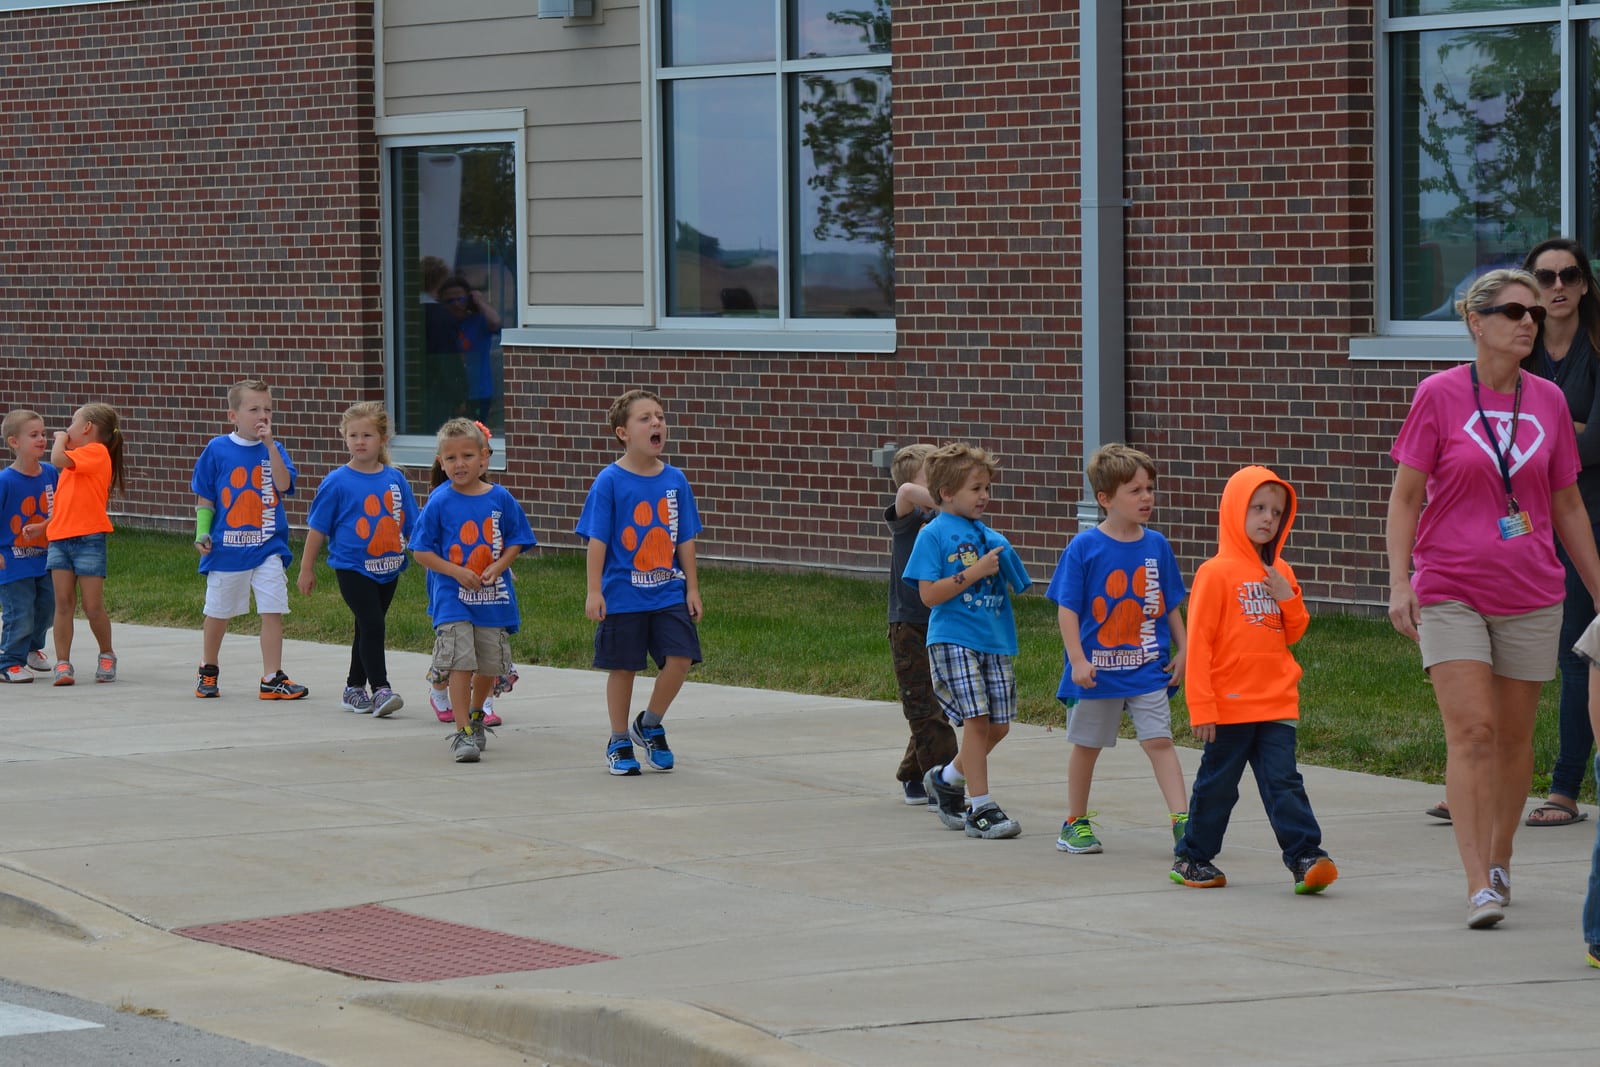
[430,621,511,678]
[1418,599,1561,681]
[1066,688,1173,748]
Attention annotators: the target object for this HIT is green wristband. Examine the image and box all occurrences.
[195,506,215,542]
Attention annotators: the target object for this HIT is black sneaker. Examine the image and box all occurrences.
[965,800,1021,839]
[259,670,309,700]
[630,711,674,770]
[1291,854,1339,895]
[195,663,220,699]
[901,779,929,806]
[1170,857,1227,888]
[922,764,967,831]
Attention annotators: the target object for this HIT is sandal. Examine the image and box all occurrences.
[1426,801,1450,821]
[1525,800,1589,827]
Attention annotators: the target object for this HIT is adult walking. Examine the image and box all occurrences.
[1524,239,1600,827]
[1387,268,1600,929]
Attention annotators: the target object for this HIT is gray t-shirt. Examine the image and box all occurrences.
[886,501,933,625]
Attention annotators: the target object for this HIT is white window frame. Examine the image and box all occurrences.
[1358,2,1593,360]
[377,110,527,469]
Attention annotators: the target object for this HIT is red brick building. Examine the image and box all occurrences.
[3,1,1588,609]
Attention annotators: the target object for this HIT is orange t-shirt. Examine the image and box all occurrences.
[48,442,114,540]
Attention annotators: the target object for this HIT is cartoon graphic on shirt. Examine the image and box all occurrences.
[944,539,1006,612]
[7,488,52,555]
[622,491,684,589]
[357,489,407,574]
[446,512,510,606]
[1464,408,1546,476]
[1089,560,1168,669]
[1236,578,1285,632]
[219,460,277,546]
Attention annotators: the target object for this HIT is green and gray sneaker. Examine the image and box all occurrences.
[1056,813,1103,854]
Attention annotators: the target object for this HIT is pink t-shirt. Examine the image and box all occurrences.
[1391,362,1578,616]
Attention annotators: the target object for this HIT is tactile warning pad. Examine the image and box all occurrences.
[174,904,617,982]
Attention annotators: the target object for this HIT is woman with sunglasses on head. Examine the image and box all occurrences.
[1387,268,1600,929]
[1522,240,1600,829]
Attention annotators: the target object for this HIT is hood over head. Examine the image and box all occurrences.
[1216,464,1297,567]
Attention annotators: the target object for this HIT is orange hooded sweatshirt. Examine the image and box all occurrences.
[1184,465,1310,728]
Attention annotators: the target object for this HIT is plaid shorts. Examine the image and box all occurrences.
[927,643,1016,726]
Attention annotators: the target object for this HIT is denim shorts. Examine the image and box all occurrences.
[593,603,702,671]
[47,533,108,578]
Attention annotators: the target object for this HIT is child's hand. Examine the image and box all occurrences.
[686,591,704,621]
[195,534,212,554]
[1192,722,1216,743]
[456,565,482,590]
[1264,564,1293,602]
[585,591,606,622]
[1163,649,1186,688]
[296,568,315,596]
[1070,660,1097,688]
[969,546,1003,580]
[256,420,273,443]
[20,521,45,540]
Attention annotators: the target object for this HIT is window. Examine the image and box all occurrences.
[1383,2,1600,326]
[385,137,518,443]
[656,0,893,325]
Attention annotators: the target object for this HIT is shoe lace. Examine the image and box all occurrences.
[1068,812,1099,838]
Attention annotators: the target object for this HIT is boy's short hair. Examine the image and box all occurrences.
[890,443,935,487]
[1087,443,1158,500]
[2,408,43,447]
[924,442,999,503]
[228,379,271,409]
[608,389,663,432]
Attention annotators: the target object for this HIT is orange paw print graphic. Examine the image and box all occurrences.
[447,517,498,575]
[620,498,676,573]
[220,465,265,529]
[1091,567,1163,647]
[356,493,404,557]
[9,490,50,547]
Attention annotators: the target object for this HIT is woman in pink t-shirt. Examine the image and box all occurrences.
[1387,268,1600,930]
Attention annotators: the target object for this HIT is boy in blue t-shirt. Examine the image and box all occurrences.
[576,389,704,777]
[191,380,306,701]
[1047,443,1189,856]
[903,442,1032,839]
[411,418,537,763]
[0,409,58,683]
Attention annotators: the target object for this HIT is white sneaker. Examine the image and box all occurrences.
[1468,887,1505,929]
[1489,865,1510,905]
[26,650,51,672]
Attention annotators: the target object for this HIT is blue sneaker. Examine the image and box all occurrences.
[630,711,674,771]
[902,779,929,805]
[606,737,641,776]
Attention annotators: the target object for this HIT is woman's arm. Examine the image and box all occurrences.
[1385,463,1427,641]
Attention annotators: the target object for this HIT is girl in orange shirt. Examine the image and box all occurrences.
[39,403,126,685]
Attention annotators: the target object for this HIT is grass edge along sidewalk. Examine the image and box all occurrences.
[92,528,1578,798]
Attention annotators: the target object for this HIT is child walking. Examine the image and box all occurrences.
[296,402,419,717]
[1169,465,1338,894]
[905,442,1032,839]
[411,418,536,763]
[192,379,308,700]
[576,389,704,777]
[0,409,59,683]
[43,403,125,685]
[884,443,958,806]
[1049,444,1189,854]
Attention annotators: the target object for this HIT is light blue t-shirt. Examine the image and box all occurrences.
[575,462,703,615]
[305,465,419,583]
[191,434,297,574]
[902,512,1030,656]
[1045,526,1187,702]
[413,483,538,632]
[0,463,56,585]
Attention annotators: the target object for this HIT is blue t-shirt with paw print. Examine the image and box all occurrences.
[576,462,702,614]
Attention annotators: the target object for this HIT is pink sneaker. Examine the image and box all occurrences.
[429,685,453,723]
[482,695,502,728]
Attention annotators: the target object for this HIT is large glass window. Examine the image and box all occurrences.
[658,0,893,324]
[1385,5,1600,324]
[388,141,518,437]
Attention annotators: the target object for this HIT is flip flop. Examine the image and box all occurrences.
[1426,801,1450,821]
[1525,800,1589,827]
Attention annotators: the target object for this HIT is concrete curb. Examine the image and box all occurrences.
[356,989,848,1067]
[0,890,93,942]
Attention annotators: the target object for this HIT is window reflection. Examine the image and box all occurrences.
[663,0,773,66]
[793,69,893,317]
[1582,23,1600,255]
[389,143,517,435]
[665,78,780,317]
[1390,23,1559,320]
[791,0,890,59]
[1391,0,1546,17]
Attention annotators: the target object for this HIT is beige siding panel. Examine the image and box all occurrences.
[530,235,644,273]
[529,198,641,236]
[385,15,640,61]
[529,271,646,307]
[385,0,536,27]
[530,158,643,200]
[386,49,641,102]
[533,121,642,164]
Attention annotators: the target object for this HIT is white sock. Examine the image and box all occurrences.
[941,763,964,786]
[968,793,991,811]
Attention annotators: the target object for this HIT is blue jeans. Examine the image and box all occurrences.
[1176,721,1326,870]
[1551,537,1597,800]
[0,574,53,669]
[1586,754,1600,945]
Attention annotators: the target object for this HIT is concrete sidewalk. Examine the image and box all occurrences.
[2,622,1600,1066]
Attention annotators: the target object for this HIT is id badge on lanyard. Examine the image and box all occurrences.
[1472,365,1531,541]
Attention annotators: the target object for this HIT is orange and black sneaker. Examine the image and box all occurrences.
[259,670,308,700]
[195,663,220,698]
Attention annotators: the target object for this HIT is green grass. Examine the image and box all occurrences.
[100,529,1582,797]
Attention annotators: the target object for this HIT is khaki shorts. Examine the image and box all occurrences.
[1418,599,1561,681]
[430,621,510,678]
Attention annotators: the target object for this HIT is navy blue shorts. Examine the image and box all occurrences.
[593,603,702,671]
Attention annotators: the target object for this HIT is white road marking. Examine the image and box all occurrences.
[0,1001,103,1037]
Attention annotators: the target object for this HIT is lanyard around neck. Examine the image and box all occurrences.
[1469,364,1522,513]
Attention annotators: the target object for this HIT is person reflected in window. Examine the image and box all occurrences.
[433,275,502,425]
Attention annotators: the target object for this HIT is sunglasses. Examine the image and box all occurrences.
[1479,301,1547,325]
[1533,266,1585,288]
[444,296,470,306]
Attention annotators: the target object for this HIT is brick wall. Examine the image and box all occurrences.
[0,1,385,528]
